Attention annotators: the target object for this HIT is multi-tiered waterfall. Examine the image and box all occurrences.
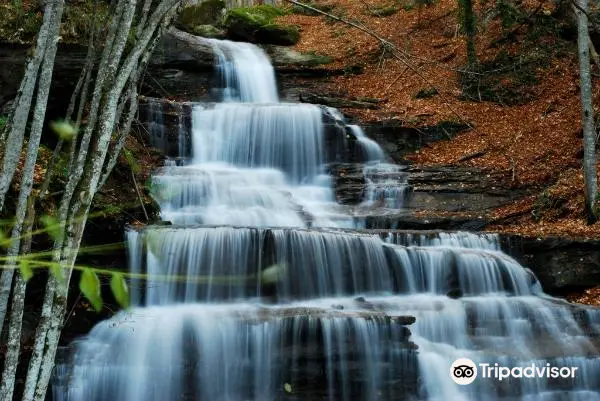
[54,39,600,401]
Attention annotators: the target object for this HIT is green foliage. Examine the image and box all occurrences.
[19,260,33,282]
[110,273,129,309]
[40,214,62,242]
[260,263,288,285]
[80,268,103,312]
[0,229,7,248]
[0,116,8,131]
[123,148,141,174]
[50,264,66,287]
[50,120,77,141]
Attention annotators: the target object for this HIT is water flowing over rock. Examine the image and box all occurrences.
[54,38,600,401]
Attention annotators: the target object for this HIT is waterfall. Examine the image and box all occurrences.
[348,124,411,209]
[207,38,279,103]
[55,38,600,401]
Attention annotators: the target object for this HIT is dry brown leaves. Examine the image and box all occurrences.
[566,286,600,306]
[281,0,600,237]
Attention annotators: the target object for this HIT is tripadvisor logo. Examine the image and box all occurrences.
[450,358,477,385]
[450,358,579,385]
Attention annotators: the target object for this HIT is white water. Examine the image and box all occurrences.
[54,39,600,401]
[207,38,279,102]
[347,124,411,209]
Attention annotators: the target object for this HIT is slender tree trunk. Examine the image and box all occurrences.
[0,2,65,398]
[0,197,35,401]
[576,0,599,223]
[0,0,65,342]
[0,1,58,212]
[460,0,477,67]
[26,3,182,399]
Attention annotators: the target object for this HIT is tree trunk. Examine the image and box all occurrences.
[0,197,35,401]
[0,0,65,342]
[25,3,182,399]
[0,1,58,212]
[460,0,477,67]
[576,0,599,224]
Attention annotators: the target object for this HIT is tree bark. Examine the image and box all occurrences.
[26,3,182,400]
[460,0,477,67]
[0,1,58,212]
[0,1,65,398]
[576,0,599,223]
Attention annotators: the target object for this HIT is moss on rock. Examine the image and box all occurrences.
[224,5,300,46]
[177,0,226,33]
[191,24,226,39]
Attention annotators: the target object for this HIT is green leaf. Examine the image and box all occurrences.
[50,264,66,287]
[40,215,62,241]
[260,263,287,285]
[49,120,77,141]
[110,273,129,309]
[19,260,34,282]
[124,149,141,174]
[0,229,8,248]
[79,268,103,312]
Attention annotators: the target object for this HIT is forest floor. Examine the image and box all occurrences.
[278,0,600,239]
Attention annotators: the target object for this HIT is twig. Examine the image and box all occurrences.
[384,66,409,94]
[458,150,487,162]
[131,170,149,222]
[283,0,474,130]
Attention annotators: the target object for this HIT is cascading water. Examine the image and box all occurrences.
[347,124,411,209]
[55,38,600,401]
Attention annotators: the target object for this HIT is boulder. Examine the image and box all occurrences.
[176,0,226,30]
[224,5,300,46]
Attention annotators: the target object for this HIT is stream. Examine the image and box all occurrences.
[53,39,600,401]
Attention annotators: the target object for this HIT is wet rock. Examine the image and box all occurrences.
[300,92,382,109]
[501,235,600,293]
[361,119,471,160]
[188,24,227,38]
[265,46,333,67]
[446,288,463,299]
[392,315,417,325]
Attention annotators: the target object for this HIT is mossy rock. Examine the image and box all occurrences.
[370,6,398,17]
[191,24,226,39]
[269,47,333,66]
[224,5,300,46]
[177,0,226,31]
